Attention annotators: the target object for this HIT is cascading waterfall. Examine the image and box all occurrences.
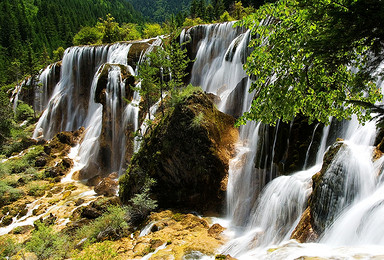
[33,40,161,178]
[183,22,384,258]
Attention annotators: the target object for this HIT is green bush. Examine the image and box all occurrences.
[8,188,24,201]
[73,26,103,45]
[76,205,130,244]
[24,146,44,163]
[169,85,203,106]
[128,178,157,224]
[25,167,44,180]
[26,222,71,259]
[190,112,205,129]
[15,102,34,122]
[0,181,24,206]
[142,23,163,39]
[0,236,20,259]
[27,182,48,197]
[0,163,10,177]
[8,158,29,174]
[74,241,118,260]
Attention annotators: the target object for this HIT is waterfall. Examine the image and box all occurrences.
[33,40,160,178]
[184,22,384,258]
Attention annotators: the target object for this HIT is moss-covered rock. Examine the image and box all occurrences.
[119,92,238,213]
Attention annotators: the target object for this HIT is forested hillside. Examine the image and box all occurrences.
[0,0,143,86]
[128,0,192,22]
[128,0,269,22]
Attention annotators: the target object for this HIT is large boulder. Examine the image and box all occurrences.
[119,91,238,213]
[292,141,350,241]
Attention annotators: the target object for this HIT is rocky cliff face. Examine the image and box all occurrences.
[119,91,238,213]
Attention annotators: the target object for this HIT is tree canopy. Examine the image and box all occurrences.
[237,0,384,126]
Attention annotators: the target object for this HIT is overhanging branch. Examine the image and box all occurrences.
[346,99,384,114]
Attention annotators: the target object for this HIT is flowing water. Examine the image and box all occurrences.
[182,22,384,259]
[32,40,162,177]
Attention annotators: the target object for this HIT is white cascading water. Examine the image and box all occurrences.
[33,40,163,177]
[11,62,59,113]
[183,22,384,258]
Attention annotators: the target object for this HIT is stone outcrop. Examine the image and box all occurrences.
[290,208,318,243]
[119,91,238,213]
[292,141,347,241]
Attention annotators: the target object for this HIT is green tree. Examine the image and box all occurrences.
[137,36,191,117]
[137,57,160,119]
[53,46,65,61]
[230,1,246,20]
[0,89,13,146]
[97,14,124,44]
[165,38,191,91]
[213,0,226,19]
[205,4,215,22]
[237,0,384,126]
[121,23,142,41]
[142,23,163,39]
[183,17,204,27]
[219,11,234,22]
[146,47,170,116]
[73,26,102,45]
[26,222,70,259]
[190,0,199,18]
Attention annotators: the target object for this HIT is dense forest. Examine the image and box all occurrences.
[127,0,265,22]
[127,0,192,22]
[0,0,143,86]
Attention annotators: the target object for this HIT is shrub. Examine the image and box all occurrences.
[73,26,102,45]
[23,146,44,164]
[169,85,203,106]
[183,17,204,27]
[0,236,20,259]
[0,181,24,206]
[219,11,234,22]
[0,163,10,177]
[53,46,65,61]
[76,205,130,244]
[25,167,44,180]
[26,222,71,259]
[74,241,118,260]
[8,158,29,174]
[15,101,34,122]
[142,23,163,39]
[190,112,205,129]
[27,182,48,197]
[128,178,157,224]
[8,187,24,201]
